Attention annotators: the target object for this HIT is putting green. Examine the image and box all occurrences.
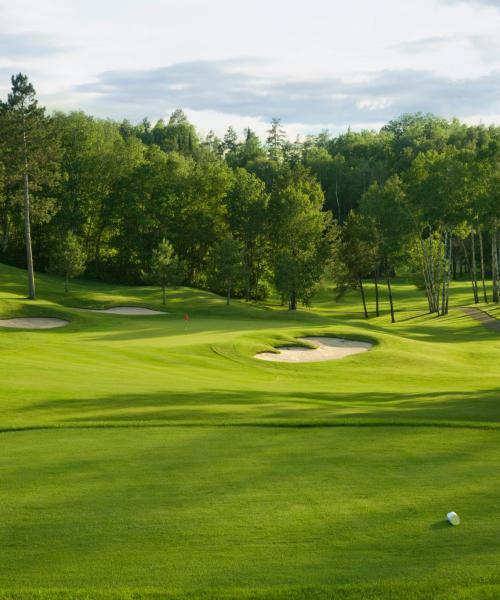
[1,263,500,599]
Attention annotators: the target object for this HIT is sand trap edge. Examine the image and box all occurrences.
[0,317,69,330]
[255,336,373,363]
[82,306,167,315]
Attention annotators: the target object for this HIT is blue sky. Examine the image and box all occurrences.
[1,0,499,137]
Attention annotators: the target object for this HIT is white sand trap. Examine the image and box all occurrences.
[0,317,69,329]
[87,307,166,315]
[255,336,372,363]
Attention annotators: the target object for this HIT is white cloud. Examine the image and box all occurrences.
[0,0,499,134]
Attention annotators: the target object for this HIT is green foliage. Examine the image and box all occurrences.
[224,168,270,299]
[48,231,86,291]
[146,239,183,303]
[270,167,338,309]
[207,237,245,304]
[2,69,500,311]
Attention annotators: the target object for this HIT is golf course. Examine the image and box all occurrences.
[1,262,500,600]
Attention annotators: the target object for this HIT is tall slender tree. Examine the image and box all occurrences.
[0,74,60,298]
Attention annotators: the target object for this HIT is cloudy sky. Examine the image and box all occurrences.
[1,0,500,137]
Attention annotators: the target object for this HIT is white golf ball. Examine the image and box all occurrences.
[447,511,460,526]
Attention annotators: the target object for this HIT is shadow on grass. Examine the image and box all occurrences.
[12,387,500,428]
[429,520,450,530]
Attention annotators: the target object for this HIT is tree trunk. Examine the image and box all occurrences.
[478,228,488,303]
[1,207,10,253]
[245,242,252,301]
[471,231,479,303]
[461,238,477,304]
[23,169,36,300]
[419,235,434,313]
[374,273,380,317]
[445,233,453,315]
[335,179,341,224]
[226,286,231,306]
[492,229,499,303]
[162,284,166,305]
[428,232,435,311]
[359,278,368,319]
[440,231,452,315]
[437,233,444,316]
[290,289,297,311]
[387,277,395,323]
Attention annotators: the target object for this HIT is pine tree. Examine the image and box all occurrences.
[0,74,60,299]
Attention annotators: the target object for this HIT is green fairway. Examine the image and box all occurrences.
[1,263,500,599]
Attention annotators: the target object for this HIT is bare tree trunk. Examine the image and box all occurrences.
[374,272,380,317]
[491,227,498,304]
[445,233,452,315]
[437,232,444,316]
[245,242,252,301]
[290,288,297,311]
[428,231,436,312]
[20,110,36,300]
[23,167,36,299]
[226,286,231,306]
[495,229,500,304]
[359,278,368,319]
[471,231,479,303]
[335,179,341,224]
[419,236,434,313]
[387,277,395,323]
[478,228,488,303]
[461,238,477,304]
[441,231,448,316]
[1,204,10,253]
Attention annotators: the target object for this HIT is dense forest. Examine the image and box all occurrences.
[1,73,500,316]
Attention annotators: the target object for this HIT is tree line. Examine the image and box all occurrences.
[1,73,500,316]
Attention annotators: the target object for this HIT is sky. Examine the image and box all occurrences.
[1,0,500,138]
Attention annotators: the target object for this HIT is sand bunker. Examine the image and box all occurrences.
[0,317,69,329]
[255,336,372,363]
[86,307,166,315]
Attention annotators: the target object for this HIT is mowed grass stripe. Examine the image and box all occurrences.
[1,427,500,594]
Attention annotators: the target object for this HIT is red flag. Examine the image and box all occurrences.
[183,313,189,322]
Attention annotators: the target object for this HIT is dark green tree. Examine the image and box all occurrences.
[224,168,270,300]
[270,167,337,309]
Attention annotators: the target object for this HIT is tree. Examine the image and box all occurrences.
[51,111,144,279]
[224,168,270,300]
[269,167,337,310]
[360,176,412,322]
[333,211,379,319]
[48,231,86,292]
[0,74,61,299]
[404,148,471,314]
[266,118,287,162]
[222,126,238,154]
[226,128,266,168]
[208,238,245,305]
[148,240,182,304]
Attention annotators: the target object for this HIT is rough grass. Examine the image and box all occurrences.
[1,263,500,599]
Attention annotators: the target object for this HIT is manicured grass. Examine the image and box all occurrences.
[1,263,500,598]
